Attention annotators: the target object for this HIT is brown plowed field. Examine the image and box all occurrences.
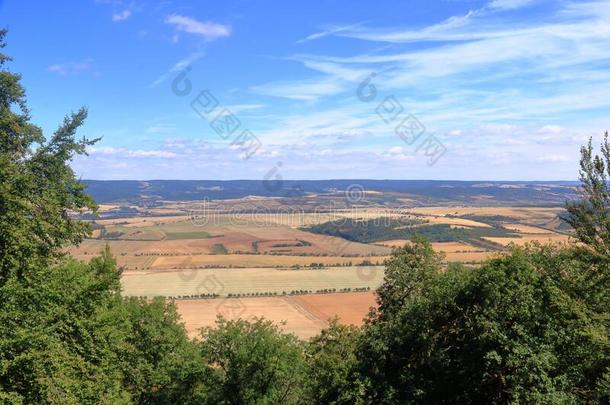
[175,291,376,340]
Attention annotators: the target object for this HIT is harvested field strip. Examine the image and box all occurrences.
[291,292,377,325]
[431,241,486,253]
[175,292,377,340]
[444,251,494,263]
[150,254,389,269]
[121,266,384,298]
[483,234,571,246]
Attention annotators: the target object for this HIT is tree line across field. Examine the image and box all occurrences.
[3,31,610,403]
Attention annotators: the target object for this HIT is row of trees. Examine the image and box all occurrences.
[2,30,610,403]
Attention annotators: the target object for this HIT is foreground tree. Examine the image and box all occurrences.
[121,296,212,403]
[375,235,444,316]
[0,30,211,404]
[0,29,96,283]
[351,136,610,403]
[0,251,130,403]
[565,132,610,258]
[0,245,217,403]
[304,319,362,404]
[199,317,307,404]
[357,242,610,403]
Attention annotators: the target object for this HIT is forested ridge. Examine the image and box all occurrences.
[1,30,610,404]
[304,217,520,244]
[81,179,579,205]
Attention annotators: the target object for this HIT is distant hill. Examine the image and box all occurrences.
[82,179,579,207]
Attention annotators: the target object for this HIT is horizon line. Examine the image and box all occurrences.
[81,178,580,183]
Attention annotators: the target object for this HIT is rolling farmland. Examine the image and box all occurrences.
[72,196,576,339]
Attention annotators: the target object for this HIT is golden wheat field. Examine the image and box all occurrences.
[483,234,571,246]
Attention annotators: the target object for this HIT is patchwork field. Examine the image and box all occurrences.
[73,200,577,340]
[57,181,590,348]
[73,204,573,272]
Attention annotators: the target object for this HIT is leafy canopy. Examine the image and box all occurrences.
[0,29,97,283]
[565,132,610,258]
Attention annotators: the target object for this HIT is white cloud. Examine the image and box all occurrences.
[112,9,132,22]
[321,11,480,44]
[149,51,205,87]
[280,0,610,127]
[297,22,367,43]
[538,125,563,134]
[47,58,95,76]
[165,14,231,41]
[488,0,540,10]
[252,58,368,101]
[80,0,610,180]
[88,146,178,158]
[252,77,346,101]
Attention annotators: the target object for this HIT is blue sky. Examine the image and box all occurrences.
[1,0,609,180]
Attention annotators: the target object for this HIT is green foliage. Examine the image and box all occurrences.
[375,236,444,315]
[0,30,97,284]
[357,243,610,403]
[0,250,131,403]
[121,296,212,404]
[0,244,215,404]
[304,218,517,246]
[304,319,362,404]
[0,32,210,403]
[199,317,307,404]
[565,132,610,258]
[304,217,424,242]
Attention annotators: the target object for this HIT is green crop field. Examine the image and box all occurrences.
[97,220,211,241]
[164,230,211,240]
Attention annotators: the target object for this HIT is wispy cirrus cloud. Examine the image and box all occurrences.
[252,77,347,101]
[47,58,95,76]
[165,14,231,41]
[251,56,370,101]
[88,146,178,158]
[236,0,609,180]
[296,22,367,44]
[149,50,205,87]
[269,0,610,117]
[488,0,542,10]
[300,11,481,44]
